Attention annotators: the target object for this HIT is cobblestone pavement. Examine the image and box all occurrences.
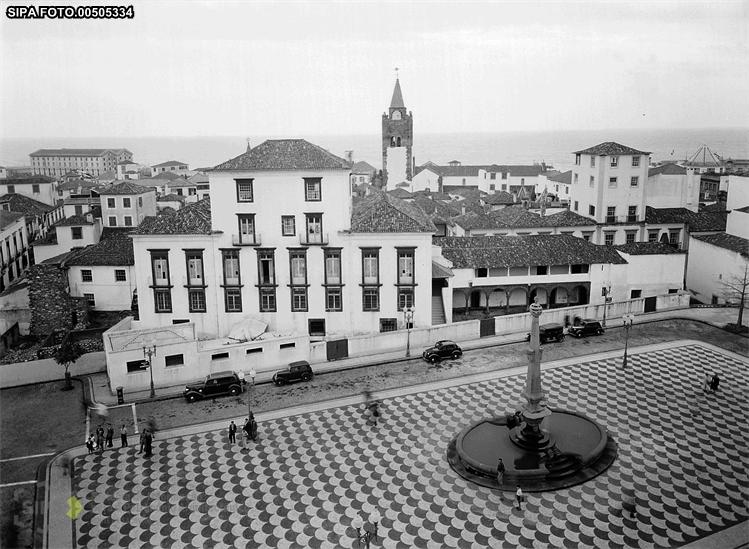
[72,343,748,548]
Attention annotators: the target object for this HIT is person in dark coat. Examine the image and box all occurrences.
[228,421,237,443]
[106,424,114,448]
[709,374,720,392]
[120,425,128,447]
[96,425,105,453]
[143,429,153,457]
[86,436,95,454]
[496,458,505,486]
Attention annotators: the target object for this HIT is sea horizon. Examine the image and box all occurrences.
[2,126,747,174]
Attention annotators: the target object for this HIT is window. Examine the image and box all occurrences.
[489,184,495,191]
[74,205,83,215]
[127,360,147,373]
[588,205,596,216]
[627,206,637,223]
[280,342,295,350]
[501,173,507,180]
[260,288,276,312]
[165,354,184,367]
[32,184,40,193]
[246,348,262,355]
[648,230,659,243]
[237,214,256,245]
[570,264,589,274]
[138,197,143,207]
[630,176,639,187]
[154,289,172,312]
[490,173,496,180]
[632,156,640,167]
[363,287,379,311]
[124,216,133,227]
[604,232,615,246]
[107,198,115,208]
[281,216,295,236]
[668,288,678,294]
[324,249,341,284]
[625,231,637,244]
[289,251,308,311]
[606,207,616,223]
[610,156,619,168]
[225,288,242,312]
[236,178,254,202]
[608,177,617,188]
[305,214,323,244]
[630,289,642,299]
[362,249,379,284]
[475,268,488,277]
[7,185,15,193]
[150,250,172,312]
[397,249,414,284]
[574,201,579,211]
[304,177,322,201]
[380,318,397,332]
[81,269,93,282]
[109,216,117,226]
[71,226,83,240]
[308,319,325,336]
[84,293,95,306]
[589,176,594,188]
[590,156,596,167]
[575,154,581,165]
[326,287,342,311]
[509,266,528,276]
[189,289,206,312]
[115,269,126,282]
[397,288,414,310]
[123,197,131,208]
[258,249,275,285]
[185,250,204,286]
[535,265,548,275]
[212,352,229,361]
[574,173,579,184]
[669,230,680,246]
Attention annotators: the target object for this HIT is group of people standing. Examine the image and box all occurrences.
[85,422,153,457]
[228,413,258,447]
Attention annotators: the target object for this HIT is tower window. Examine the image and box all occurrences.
[392,111,401,121]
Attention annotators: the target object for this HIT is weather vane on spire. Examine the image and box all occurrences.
[395,67,399,79]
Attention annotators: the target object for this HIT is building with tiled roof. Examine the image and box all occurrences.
[687,232,749,305]
[646,163,700,212]
[691,233,749,257]
[387,188,413,200]
[213,139,350,171]
[1,210,30,291]
[645,207,725,233]
[573,142,651,156]
[0,191,63,248]
[0,175,59,208]
[453,206,597,239]
[98,181,154,195]
[135,198,212,235]
[99,181,157,229]
[613,242,685,255]
[30,148,132,178]
[351,191,435,234]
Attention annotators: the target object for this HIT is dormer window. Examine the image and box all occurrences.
[392,110,402,121]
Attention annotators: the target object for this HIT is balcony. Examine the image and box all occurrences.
[299,232,329,246]
[232,233,262,246]
[603,215,640,225]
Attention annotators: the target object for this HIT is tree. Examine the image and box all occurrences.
[721,263,749,331]
[55,338,84,390]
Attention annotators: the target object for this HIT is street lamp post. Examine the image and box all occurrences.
[352,510,381,549]
[404,307,414,358]
[602,282,612,327]
[142,341,157,399]
[247,367,256,418]
[622,314,634,368]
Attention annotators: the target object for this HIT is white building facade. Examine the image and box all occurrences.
[99,182,157,228]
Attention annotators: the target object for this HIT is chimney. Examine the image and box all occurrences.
[246,138,251,152]
[345,150,353,163]
[85,212,93,223]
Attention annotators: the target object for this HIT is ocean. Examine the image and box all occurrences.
[1,128,747,173]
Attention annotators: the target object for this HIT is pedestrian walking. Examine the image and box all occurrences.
[709,373,720,392]
[106,424,114,448]
[143,430,153,458]
[138,429,146,454]
[703,374,712,393]
[228,421,237,444]
[238,423,245,448]
[96,425,105,454]
[120,425,128,447]
[515,487,524,510]
[496,458,505,486]
[86,436,94,454]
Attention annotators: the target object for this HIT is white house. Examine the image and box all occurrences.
[723,175,749,211]
[613,243,686,299]
[0,176,59,207]
[646,163,700,212]
[32,214,102,264]
[0,211,29,292]
[726,207,749,240]
[151,160,189,176]
[686,233,748,305]
[99,181,157,228]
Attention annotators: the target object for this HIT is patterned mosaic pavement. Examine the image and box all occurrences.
[73,343,748,548]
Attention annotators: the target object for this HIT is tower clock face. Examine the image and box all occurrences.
[392,110,402,121]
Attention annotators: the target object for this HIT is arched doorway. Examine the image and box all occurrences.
[529,287,548,306]
[508,287,527,311]
[488,289,507,309]
[470,290,482,309]
[570,285,588,305]
[549,287,568,308]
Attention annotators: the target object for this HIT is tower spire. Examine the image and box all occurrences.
[390,70,405,109]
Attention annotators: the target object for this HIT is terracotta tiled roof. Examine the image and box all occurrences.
[157,193,186,202]
[548,170,572,184]
[485,206,596,229]
[30,148,131,157]
[573,142,650,156]
[56,214,94,226]
[146,172,183,181]
[213,139,351,171]
[0,211,24,230]
[64,232,134,266]
[351,191,435,233]
[0,193,52,216]
[692,233,749,258]
[187,174,209,184]
[645,207,726,232]
[613,242,685,255]
[483,192,515,205]
[134,198,212,235]
[58,179,103,191]
[99,181,154,195]
[387,188,412,199]
[436,235,627,268]
[648,163,687,176]
[152,160,188,168]
[497,165,544,177]
[432,261,454,278]
[352,161,377,174]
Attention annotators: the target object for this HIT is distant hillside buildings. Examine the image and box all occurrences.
[30,148,133,178]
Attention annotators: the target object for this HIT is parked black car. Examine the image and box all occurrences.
[272,360,314,386]
[422,340,463,363]
[526,323,566,344]
[568,319,605,338]
[184,371,245,402]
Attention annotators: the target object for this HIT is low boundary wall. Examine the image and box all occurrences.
[0,351,106,389]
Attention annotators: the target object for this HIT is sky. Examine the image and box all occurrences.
[1,0,748,138]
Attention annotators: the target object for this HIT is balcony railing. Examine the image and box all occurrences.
[232,233,262,246]
[603,215,641,224]
[300,232,329,246]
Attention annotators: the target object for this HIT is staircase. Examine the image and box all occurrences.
[431,295,446,325]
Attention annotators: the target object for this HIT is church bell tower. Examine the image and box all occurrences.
[382,75,413,188]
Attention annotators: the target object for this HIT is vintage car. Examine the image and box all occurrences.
[272,360,314,386]
[184,371,245,402]
[568,319,605,338]
[526,323,566,344]
[422,340,463,363]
